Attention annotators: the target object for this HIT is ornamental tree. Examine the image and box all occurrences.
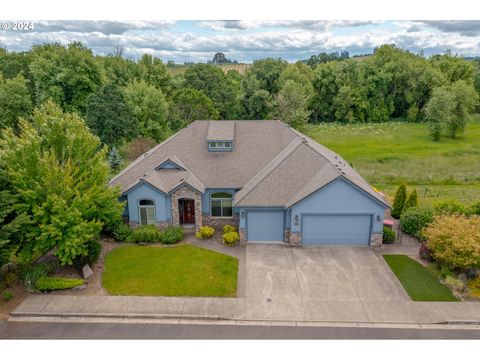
[391,183,407,219]
[0,101,123,265]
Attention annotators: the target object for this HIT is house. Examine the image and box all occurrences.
[109,120,390,246]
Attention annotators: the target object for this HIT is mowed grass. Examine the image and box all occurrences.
[305,120,480,204]
[383,255,457,301]
[102,244,238,297]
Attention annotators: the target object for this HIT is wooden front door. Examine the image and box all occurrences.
[179,199,195,224]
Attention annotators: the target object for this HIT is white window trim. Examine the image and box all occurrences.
[210,193,233,218]
[138,199,156,225]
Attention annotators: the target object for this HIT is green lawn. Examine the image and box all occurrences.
[102,244,238,297]
[383,255,457,301]
[305,120,480,204]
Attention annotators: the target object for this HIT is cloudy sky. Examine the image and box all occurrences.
[1,20,480,62]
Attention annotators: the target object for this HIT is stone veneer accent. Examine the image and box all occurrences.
[287,231,302,246]
[370,233,382,247]
[171,184,202,232]
[203,214,239,231]
[239,228,246,244]
[283,229,291,244]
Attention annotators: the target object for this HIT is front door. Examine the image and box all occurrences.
[179,199,195,224]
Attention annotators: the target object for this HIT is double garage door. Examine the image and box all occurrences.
[246,211,372,245]
[302,214,372,246]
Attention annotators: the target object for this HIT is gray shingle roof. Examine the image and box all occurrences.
[206,121,235,141]
[110,120,389,208]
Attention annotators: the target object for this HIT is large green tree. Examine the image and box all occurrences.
[270,80,311,129]
[447,80,478,139]
[138,54,171,93]
[29,42,103,114]
[424,87,454,141]
[123,80,169,141]
[0,73,32,129]
[0,101,123,265]
[183,64,242,119]
[85,83,137,146]
[168,88,219,129]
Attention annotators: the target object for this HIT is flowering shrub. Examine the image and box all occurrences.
[196,226,215,239]
[423,215,480,270]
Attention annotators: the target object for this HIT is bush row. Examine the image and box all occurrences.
[127,224,184,244]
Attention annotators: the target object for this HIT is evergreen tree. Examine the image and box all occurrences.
[403,189,418,213]
[108,146,123,171]
[391,183,407,219]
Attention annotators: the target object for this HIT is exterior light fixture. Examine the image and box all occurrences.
[376,215,381,222]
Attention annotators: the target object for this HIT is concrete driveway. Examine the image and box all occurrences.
[244,244,410,322]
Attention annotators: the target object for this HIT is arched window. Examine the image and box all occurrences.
[138,199,156,225]
[210,192,233,218]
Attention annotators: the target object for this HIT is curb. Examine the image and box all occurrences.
[9,312,480,330]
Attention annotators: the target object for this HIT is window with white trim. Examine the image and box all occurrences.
[138,199,156,225]
[208,141,232,151]
[210,192,233,217]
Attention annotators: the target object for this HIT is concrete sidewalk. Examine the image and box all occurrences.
[10,294,480,325]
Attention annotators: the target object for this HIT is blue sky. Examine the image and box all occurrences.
[1,20,480,62]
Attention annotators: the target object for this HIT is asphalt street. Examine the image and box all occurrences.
[2,320,480,339]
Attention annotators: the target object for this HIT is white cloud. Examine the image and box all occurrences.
[1,20,480,63]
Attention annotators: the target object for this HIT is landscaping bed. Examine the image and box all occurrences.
[383,254,457,301]
[102,244,238,297]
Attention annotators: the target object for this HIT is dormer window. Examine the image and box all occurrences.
[208,141,232,152]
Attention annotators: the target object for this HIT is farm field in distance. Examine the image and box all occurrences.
[167,63,251,75]
[305,118,480,205]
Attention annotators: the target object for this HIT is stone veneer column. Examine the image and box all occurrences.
[170,185,202,232]
[239,228,246,244]
[370,233,382,247]
[288,232,302,246]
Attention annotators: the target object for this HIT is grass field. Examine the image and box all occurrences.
[305,120,480,204]
[383,255,457,301]
[103,245,238,297]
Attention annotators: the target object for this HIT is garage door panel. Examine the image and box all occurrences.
[247,210,284,242]
[302,215,371,246]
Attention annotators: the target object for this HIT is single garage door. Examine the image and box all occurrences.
[302,214,371,246]
[247,210,284,242]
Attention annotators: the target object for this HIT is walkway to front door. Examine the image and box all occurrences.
[179,198,195,226]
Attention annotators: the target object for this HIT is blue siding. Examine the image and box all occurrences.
[126,183,169,223]
[302,214,371,245]
[290,178,386,234]
[246,209,285,242]
[202,188,238,215]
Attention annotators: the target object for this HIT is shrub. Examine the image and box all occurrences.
[112,222,132,242]
[433,199,467,216]
[223,231,240,246]
[3,272,17,287]
[467,277,480,298]
[128,225,162,243]
[160,226,184,244]
[2,290,14,301]
[196,226,215,239]
[419,242,433,261]
[35,277,85,292]
[21,261,57,292]
[468,201,480,216]
[223,225,236,234]
[424,215,480,271]
[382,226,395,244]
[403,189,418,213]
[73,240,101,268]
[391,183,407,219]
[400,206,434,238]
[444,275,466,292]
